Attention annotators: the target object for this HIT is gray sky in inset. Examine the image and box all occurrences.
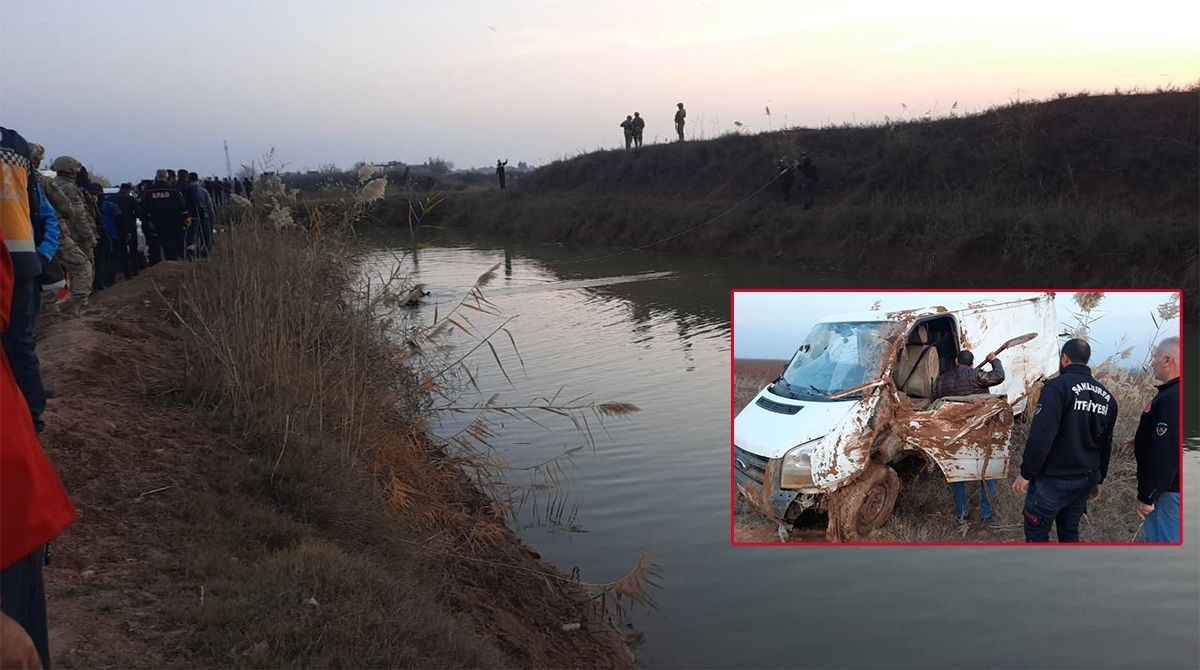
[734,291,1179,366]
[4,1,1197,182]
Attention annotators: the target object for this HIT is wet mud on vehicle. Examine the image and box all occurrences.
[733,294,1060,541]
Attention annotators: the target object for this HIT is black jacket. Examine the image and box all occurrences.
[140,182,189,228]
[1134,377,1180,504]
[1020,363,1118,482]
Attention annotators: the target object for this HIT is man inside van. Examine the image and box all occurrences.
[1012,338,1117,542]
[933,349,1006,521]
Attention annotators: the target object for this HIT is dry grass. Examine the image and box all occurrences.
[151,196,646,667]
[432,92,1197,316]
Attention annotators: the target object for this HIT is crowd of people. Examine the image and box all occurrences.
[1,125,259,668]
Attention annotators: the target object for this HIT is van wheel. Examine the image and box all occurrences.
[826,464,900,541]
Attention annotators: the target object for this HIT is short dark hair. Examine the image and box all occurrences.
[1062,338,1091,364]
[956,350,974,366]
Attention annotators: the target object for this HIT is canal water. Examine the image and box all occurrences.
[362,236,1198,669]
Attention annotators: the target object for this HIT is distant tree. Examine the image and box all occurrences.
[425,157,453,177]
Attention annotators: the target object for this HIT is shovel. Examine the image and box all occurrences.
[977,332,1038,369]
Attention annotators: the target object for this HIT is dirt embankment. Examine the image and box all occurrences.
[36,263,633,669]
[423,91,1197,313]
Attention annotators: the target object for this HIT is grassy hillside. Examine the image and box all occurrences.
[522,91,1197,211]
[429,91,1196,307]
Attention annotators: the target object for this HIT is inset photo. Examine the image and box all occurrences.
[731,290,1183,545]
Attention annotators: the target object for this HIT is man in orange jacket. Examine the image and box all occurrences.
[1,239,76,669]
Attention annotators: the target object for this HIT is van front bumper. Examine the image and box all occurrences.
[734,446,798,521]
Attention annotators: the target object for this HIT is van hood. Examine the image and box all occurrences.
[734,387,862,459]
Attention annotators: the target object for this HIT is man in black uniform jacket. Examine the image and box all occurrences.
[1134,336,1181,543]
[1012,338,1118,542]
[140,171,190,261]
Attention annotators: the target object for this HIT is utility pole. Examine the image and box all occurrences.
[224,140,233,179]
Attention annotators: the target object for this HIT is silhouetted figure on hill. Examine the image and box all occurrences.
[674,102,686,141]
[496,160,508,189]
[797,153,819,209]
[620,115,634,150]
[777,157,796,202]
[631,113,645,148]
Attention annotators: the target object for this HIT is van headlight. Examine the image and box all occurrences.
[780,437,823,489]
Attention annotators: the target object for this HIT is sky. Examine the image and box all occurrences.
[4,1,1197,182]
[734,291,1180,365]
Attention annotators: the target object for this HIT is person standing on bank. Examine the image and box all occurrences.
[674,102,686,141]
[496,160,508,190]
[1012,338,1118,542]
[620,115,634,150]
[1134,336,1181,543]
[631,112,645,148]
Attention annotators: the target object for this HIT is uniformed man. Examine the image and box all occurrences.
[140,170,191,261]
[631,112,645,148]
[47,156,97,306]
[1013,338,1118,542]
[1134,336,1180,543]
[620,115,634,150]
[113,184,141,277]
[674,102,686,142]
[1,129,62,433]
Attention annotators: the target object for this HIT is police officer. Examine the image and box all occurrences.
[140,170,190,261]
[1134,336,1180,542]
[1012,338,1118,542]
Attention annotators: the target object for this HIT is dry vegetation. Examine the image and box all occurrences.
[434,91,1197,309]
[39,193,645,668]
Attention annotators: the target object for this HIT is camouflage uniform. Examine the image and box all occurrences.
[45,157,96,303]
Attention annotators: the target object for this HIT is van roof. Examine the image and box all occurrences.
[817,294,1050,325]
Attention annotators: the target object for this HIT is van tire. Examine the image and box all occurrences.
[826,464,900,541]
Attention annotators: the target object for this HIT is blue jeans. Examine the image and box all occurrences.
[1023,475,1093,542]
[1143,492,1181,543]
[2,275,45,432]
[1,547,49,669]
[951,480,995,520]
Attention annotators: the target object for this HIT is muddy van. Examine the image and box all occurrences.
[734,293,1060,541]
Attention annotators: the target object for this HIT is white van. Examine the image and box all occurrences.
[733,293,1060,540]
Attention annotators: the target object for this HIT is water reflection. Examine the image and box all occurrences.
[362,234,1197,670]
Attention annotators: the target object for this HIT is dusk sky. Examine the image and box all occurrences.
[5,1,1196,182]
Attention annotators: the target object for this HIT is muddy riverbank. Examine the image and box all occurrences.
[34,249,634,668]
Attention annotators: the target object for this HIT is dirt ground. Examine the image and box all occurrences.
[34,263,634,669]
[731,359,1149,544]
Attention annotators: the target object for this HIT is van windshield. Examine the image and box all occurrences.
[771,321,900,401]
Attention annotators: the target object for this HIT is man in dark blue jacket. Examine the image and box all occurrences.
[1134,336,1180,543]
[1012,338,1118,542]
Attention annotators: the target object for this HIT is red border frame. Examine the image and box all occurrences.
[729,288,1186,547]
